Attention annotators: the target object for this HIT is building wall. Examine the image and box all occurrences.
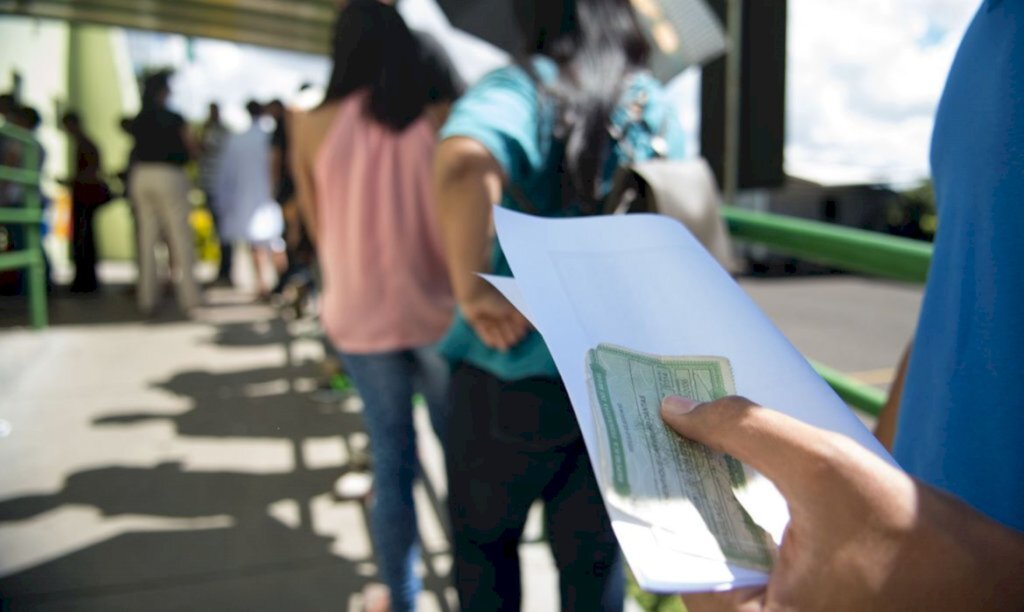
[0,16,71,193]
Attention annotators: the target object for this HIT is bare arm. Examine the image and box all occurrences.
[181,126,201,163]
[288,113,318,246]
[433,137,499,301]
[433,136,529,351]
[875,342,911,451]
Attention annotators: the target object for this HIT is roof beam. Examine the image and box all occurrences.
[0,0,334,55]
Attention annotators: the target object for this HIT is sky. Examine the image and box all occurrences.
[784,0,978,185]
[124,0,982,187]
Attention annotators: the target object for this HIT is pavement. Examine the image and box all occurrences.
[0,267,923,611]
[741,274,923,392]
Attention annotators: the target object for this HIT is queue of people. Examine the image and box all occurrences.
[0,30,312,312]
[2,71,306,312]
[290,1,1022,611]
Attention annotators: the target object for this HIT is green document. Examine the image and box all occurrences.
[585,344,775,572]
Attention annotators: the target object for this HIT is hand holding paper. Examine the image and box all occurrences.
[658,394,1024,611]
[586,345,775,573]
[486,206,895,592]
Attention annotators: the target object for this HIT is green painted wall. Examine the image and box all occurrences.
[68,24,139,261]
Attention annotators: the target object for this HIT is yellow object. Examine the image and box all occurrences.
[190,206,220,263]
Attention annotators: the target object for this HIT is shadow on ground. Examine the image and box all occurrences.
[0,295,453,611]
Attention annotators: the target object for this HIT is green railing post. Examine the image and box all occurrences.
[0,121,48,329]
[722,206,933,283]
[22,139,47,329]
[720,206,934,416]
[810,361,887,417]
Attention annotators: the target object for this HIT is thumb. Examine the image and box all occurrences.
[661,395,837,500]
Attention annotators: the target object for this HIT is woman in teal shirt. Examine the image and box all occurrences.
[435,1,685,609]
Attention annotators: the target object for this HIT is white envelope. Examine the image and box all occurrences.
[485,206,895,592]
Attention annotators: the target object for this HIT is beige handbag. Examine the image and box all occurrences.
[606,157,739,272]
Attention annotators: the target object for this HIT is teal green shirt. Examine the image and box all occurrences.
[439,57,686,381]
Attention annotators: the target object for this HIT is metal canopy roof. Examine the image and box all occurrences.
[0,0,339,55]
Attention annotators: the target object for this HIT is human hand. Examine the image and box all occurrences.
[660,395,1024,612]
[458,279,530,352]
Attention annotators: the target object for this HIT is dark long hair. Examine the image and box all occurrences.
[516,0,650,206]
[322,0,461,131]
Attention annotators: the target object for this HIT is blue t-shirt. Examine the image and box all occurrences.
[438,57,686,381]
[895,0,1024,531]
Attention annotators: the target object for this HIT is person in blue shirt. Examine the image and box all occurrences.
[661,2,1024,609]
[890,0,1024,533]
[434,0,685,609]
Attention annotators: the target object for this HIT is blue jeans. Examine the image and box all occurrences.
[339,346,450,612]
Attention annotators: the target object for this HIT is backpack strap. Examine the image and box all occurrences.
[601,80,672,216]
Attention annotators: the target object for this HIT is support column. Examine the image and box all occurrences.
[67,24,140,262]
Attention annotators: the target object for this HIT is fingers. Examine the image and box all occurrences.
[463,290,532,352]
[660,395,840,499]
[472,315,511,351]
[497,309,530,347]
[475,311,529,351]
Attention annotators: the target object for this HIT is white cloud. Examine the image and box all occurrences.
[785,0,979,185]
[126,31,330,130]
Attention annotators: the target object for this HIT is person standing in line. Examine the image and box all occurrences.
[266,98,311,296]
[289,2,460,610]
[0,93,15,122]
[198,102,231,283]
[212,101,281,300]
[433,0,686,609]
[61,112,108,294]
[127,70,200,316]
[665,1,1024,610]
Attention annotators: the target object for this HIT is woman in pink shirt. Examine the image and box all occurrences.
[290,3,458,610]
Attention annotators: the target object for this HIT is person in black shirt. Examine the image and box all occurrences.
[126,70,201,315]
[61,112,108,293]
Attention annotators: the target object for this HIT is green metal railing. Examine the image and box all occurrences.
[0,121,48,328]
[722,206,933,416]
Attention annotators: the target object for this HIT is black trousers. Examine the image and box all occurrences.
[205,194,233,281]
[70,199,98,292]
[445,363,623,612]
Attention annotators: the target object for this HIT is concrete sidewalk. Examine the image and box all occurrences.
[0,286,559,611]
